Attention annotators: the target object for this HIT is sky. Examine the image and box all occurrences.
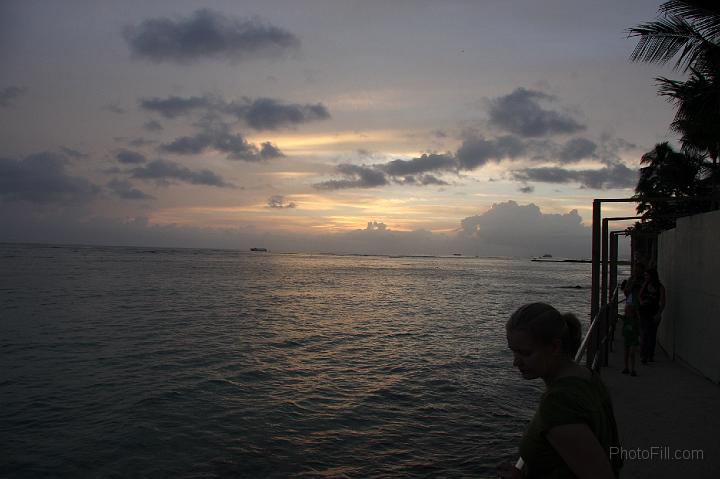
[0,0,683,256]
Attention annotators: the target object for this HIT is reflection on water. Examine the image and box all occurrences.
[0,245,611,478]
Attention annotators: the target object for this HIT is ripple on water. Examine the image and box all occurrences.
[1,246,591,478]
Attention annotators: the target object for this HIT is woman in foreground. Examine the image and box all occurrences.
[497,303,621,478]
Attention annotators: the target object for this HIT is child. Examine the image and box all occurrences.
[621,286,639,376]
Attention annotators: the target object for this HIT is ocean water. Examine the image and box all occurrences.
[1,244,601,478]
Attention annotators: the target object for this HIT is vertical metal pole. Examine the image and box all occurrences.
[607,232,619,364]
[601,218,609,307]
[610,233,619,309]
[590,199,601,368]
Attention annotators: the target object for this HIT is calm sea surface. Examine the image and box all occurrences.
[1,244,611,478]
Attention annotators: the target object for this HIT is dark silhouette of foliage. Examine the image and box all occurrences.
[633,142,713,231]
[629,1,720,225]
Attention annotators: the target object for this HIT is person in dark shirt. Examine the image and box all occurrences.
[497,303,621,478]
[638,269,665,363]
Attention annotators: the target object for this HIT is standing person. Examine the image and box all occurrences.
[638,269,666,364]
[623,262,645,308]
[497,303,621,479]
[620,281,640,376]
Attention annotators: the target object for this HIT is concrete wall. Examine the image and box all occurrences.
[657,209,720,383]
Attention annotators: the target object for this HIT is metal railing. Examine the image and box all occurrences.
[576,286,620,371]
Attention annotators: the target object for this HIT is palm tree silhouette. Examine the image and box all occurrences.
[634,142,712,230]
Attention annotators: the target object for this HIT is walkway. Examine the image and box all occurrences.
[602,338,720,478]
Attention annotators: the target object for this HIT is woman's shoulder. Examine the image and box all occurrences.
[549,370,607,398]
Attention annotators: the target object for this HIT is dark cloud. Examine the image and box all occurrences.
[116,149,147,164]
[130,159,233,187]
[456,134,526,169]
[0,152,100,203]
[139,95,216,119]
[124,9,300,63]
[0,86,26,107]
[519,185,535,193]
[107,179,154,200]
[143,120,163,132]
[400,174,449,186]
[139,94,330,131]
[314,164,388,190]
[161,134,213,155]
[512,163,637,189]
[558,137,596,163]
[160,131,283,162]
[267,195,296,209]
[259,142,284,159]
[382,153,455,176]
[315,153,458,190]
[214,131,271,161]
[487,88,585,137]
[231,98,330,130]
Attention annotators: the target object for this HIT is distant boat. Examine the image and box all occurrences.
[250,247,268,252]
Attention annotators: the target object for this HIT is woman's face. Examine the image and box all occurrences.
[506,329,557,380]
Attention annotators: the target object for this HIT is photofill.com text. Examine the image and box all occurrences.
[610,446,704,461]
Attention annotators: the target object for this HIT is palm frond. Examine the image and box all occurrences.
[659,1,720,40]
[628,16,715,72]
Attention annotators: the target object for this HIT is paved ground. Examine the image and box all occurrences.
[601,338,720,478]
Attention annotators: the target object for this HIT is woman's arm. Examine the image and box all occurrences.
[546,423,615,479]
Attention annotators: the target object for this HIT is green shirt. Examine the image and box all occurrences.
[519,372,621,478]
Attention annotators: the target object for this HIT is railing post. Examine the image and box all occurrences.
[602,218,609,307]
[590,199,601,368]
[609,232,619,354]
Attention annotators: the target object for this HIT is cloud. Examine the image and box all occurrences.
[229,98,330,130]
[381,153,456,176]
[267,195,296,209]
[139,95,216,119]
[456,134,526,169]
[314,164,389,190]
[143,120,163,132]
[315,152,460,190]
[519,185,535,193]
[130,159,233,187]
[160,133,213,155]
[116,149,147,164]
[107,179,154,200]
[558,137,597,163]
[124,9,300,63]
[512,162,637,189]
[259,142,284,159]
[160,130,283,161]
[0,86,26,107]
[400,174,449,186]
[139,94,330,130]
[0,152,100,203]
[487,88,585,137]
[366,221,387,231]
[459,201,590,257]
